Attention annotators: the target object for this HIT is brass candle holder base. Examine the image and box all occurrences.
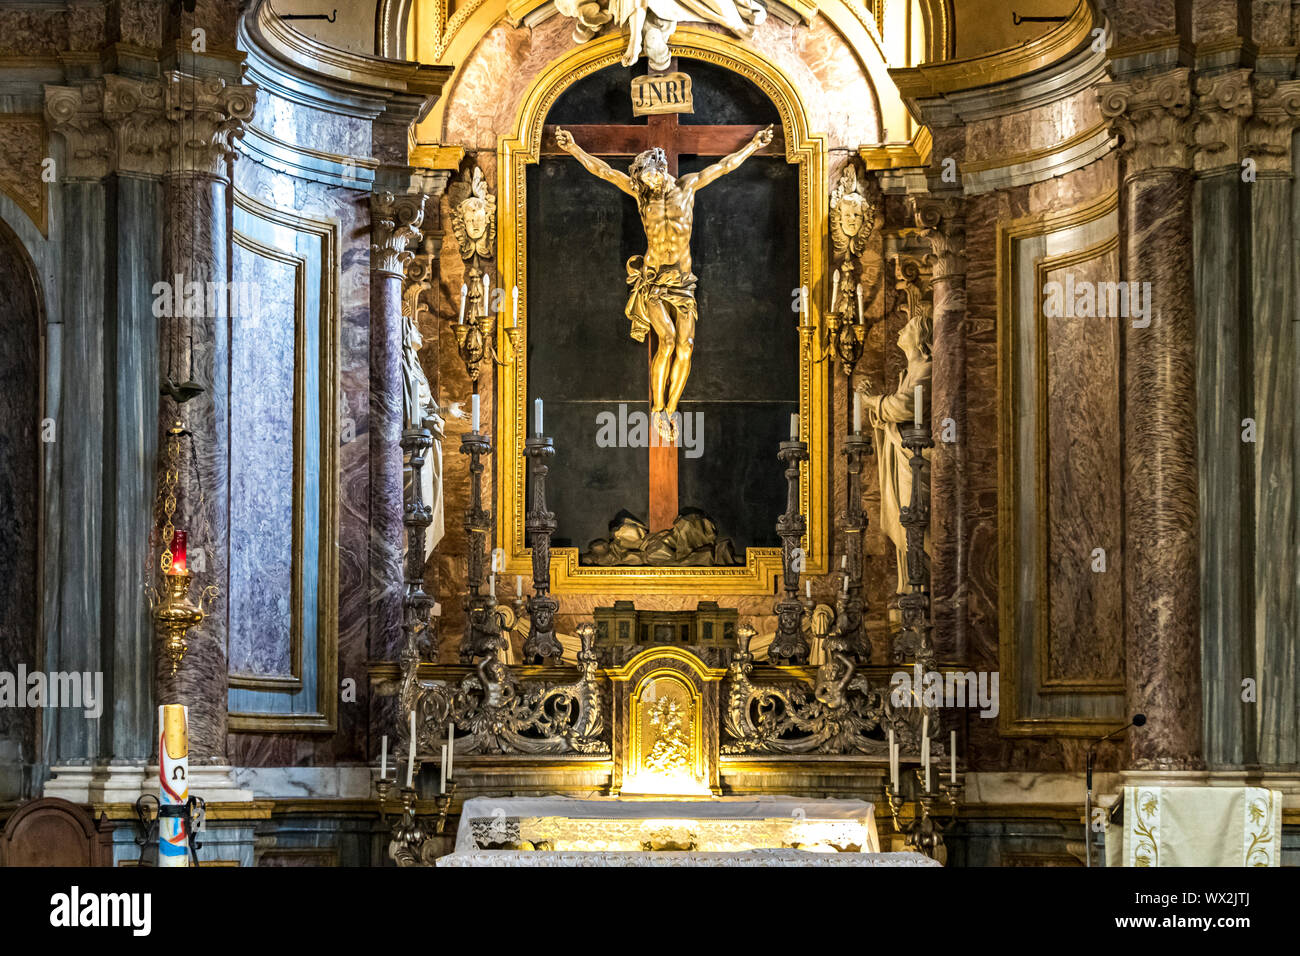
[377,775,460,864]
[152,570,205,676]
[886,769,963,861]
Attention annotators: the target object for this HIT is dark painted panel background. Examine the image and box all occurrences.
[528,63,796,554]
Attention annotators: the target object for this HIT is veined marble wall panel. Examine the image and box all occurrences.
[228,243,299,680]
[225,179,340,738]
[999,191,1126,734]
[1041,246,1124,688]
[227,153,365,764]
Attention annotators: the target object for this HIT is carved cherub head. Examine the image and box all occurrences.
[830,164,877,260]
[449,166,496,261]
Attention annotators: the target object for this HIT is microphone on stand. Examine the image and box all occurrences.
[1084,714,1146,867]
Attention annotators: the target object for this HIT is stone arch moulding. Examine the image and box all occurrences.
[493,26,830,594]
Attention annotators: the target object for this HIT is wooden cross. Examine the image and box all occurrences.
[541,75,783,532]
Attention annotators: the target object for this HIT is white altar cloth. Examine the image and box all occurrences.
[440,795,938,865]
[437,849,940,867]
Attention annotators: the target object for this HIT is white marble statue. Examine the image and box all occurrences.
[401,307,445,558]
[556,0,766,70]
[857,272,932,598]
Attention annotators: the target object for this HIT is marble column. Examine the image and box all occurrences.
[370,192,426,661]
[103,76,168,763]
[156,71,255,764]
[1246,78,1300,766]
[1099,68,1204,770]
[43,85,112,768]
[1192,69,1253,768]
[908,194,967,660]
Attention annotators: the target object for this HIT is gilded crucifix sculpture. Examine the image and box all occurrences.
[554,123,774,440]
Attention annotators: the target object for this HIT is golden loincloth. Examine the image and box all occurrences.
[625,256,698,343]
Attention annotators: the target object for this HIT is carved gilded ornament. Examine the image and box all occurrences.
[1245,77,1300,176]
[371,192,428,278]
[1097,68,1195,175]
[448,165,496,261]
[829,161,876,312]
[1192,69,1251,174]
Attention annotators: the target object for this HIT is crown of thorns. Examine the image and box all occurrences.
[629,147,668,178]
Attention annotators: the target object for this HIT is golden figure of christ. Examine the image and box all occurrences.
[554,124,774,440]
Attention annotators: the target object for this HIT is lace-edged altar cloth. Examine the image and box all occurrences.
[441,795,938,865]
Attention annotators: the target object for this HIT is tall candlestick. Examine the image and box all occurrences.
[852,392,862,435]
[914,384,923,427]
[534,398,543,436]
[380,735,388,779]
[950,730,957,783]
[458,284,467,324]
[439,745,447,794]
[158,704,189,866]
[471,393,480,432]
[789,413,799,440]
[447,723,455,780]
[407,711,416,787]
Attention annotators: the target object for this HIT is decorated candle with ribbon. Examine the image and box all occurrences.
[158,704,189,867]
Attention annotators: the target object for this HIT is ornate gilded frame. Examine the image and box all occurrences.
[495,26,830,594]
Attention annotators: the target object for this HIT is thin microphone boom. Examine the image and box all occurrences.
[1084,714,1146,867]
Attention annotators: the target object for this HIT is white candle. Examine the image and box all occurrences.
[805,580,811,599]
[515,574,523,594]
[888,729,898,790]
[471,393,480,432]
[841,554,847,569]
[380,735,388,779]
[447,722,455,780]
[458,284,467,324]
[482,273,491,313]
[534,398,543,436]
[407,711,416,787]
[799,286,808,326]
[831,269,840,311]
[439,745,447,794]
[489,573,496,597]
[789,413,799,440]
[856,283,864,324]
[950,730,957,783]
[852,392,861,435]
[921,715,930,791]
[511,285,519,327]
[914,384,923,427]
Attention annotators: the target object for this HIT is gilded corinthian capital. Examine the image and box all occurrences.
[1098,67,1195,176]
[371,192,428,277]
[162,71,257,178]
[907,194,965,281]
[1245,77,1300,177]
